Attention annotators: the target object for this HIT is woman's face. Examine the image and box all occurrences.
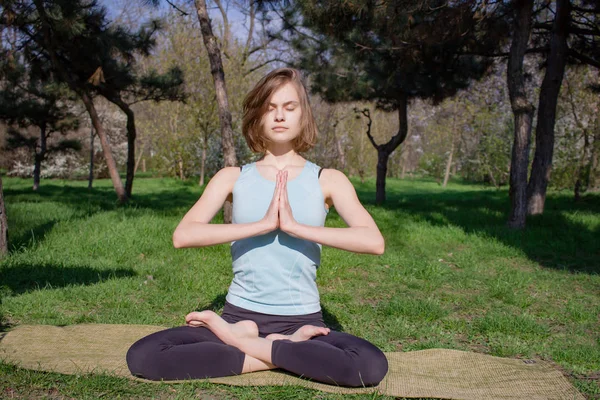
[261,82,303,147]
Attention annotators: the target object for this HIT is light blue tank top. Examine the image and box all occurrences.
[226,160,329,315]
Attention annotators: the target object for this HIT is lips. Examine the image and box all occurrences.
[272,127,288,131]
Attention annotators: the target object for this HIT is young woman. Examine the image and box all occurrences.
[126,68,388,387]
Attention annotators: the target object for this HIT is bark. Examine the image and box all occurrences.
[134,150,143,173]
[589,105,600,190]
[574,129,590,201]
[88,123,94,189]
[401,154,407,179]
[179,159,185,180]
[527,0,570,215]
[81,92,127,202]
[443,105,459,188]
[33,122,47,191]
[212,0,230,54]
[241,0,255,67]
[194,0,238,223]
[335,133,346,170]
[362,92,409,203]
[506,0,535,229]
[199,130,207,186]
[0,174,7,257]
[443,139,455,188]
[108,95,137,198]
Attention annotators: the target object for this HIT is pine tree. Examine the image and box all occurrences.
[1,0,184,202]
[0,58,80,190]
[275,0,502,203]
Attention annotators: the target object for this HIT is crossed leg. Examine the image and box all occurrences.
[185,310,330,373]
[184,310,388,387]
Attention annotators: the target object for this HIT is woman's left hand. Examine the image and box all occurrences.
[278,171,299,236]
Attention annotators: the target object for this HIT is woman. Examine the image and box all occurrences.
[126,68,388,387]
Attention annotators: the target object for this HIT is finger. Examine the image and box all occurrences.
[273,171,281,203]
[283,172,290,204]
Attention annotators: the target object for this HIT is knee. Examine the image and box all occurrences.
[126,337,163,381]
[346,346,388,387]
[358,347,388,386]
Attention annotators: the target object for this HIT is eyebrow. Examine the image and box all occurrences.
[268,101,299,107]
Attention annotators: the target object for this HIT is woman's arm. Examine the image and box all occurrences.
[172,167,281,248]
[280,169,385,255]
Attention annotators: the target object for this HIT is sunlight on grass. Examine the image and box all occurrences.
[2,176,599,398]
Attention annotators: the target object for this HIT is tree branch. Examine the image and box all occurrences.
[243,57,287,76]
[165,0,189,16]
[356,107,379,149]
[569,49,600,68]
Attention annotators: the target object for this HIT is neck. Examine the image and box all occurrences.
[262,148,303,169]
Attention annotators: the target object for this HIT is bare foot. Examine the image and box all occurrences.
[266,325,330,342]
[185,310,258,347]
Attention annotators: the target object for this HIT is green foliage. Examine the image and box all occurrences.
[279,0,503,110]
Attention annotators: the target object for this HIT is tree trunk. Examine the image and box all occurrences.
[376,150,390,202]
[527,0,570,215]
[194,0,237,223]
[33,122,47,191]
[574,129,590,201]
[200,130,207,186]
[106,95,137,198]
[401,154,407,179]
[134,150,143,174]
[443,106,458,188]
[81,92,127,203]
[588,106,600,191]
[0,174,7,257]
[506,0,535,229]
[443,139,455,188]
[88,123,94,189]
[335,132,346,170]
[142,158,146,173]
[363,93,408,203]
[179,159,185,180]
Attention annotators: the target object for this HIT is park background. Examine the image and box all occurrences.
[0,0,599,398]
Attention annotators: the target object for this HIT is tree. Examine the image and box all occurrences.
[504,0,600,218]
[0,60,80,190]
[277,0,500,202]
[2,0,183,202]
[0,174,6,257]
[506,0,536,229]
[526,0,571,215]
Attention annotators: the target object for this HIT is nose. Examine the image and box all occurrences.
[274,107,285,121]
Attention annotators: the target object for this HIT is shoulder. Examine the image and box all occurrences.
[216,166,242,178]
[208,166,241,188]
[319,168,350,185]
[318,168,354,199]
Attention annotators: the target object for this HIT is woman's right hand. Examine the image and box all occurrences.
[262,170,282,232]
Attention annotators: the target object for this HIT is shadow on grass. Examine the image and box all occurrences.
[197,293,345,332]
[5,183,200,216]
[4,181,203,253]
[5,177,599,274]
[0,262,137,296]
[354,180,600,274]
[9,220,57,253]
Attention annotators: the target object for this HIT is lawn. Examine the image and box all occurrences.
[1,176,599,399]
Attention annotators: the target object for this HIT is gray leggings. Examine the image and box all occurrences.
[126,302,388,387]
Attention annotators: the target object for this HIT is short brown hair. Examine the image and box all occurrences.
[242,68,318,153]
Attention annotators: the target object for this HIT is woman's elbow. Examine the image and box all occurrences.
[371,236,385,255]
[172,229,187,248]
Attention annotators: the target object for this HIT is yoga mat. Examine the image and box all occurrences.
[0,324,584,399]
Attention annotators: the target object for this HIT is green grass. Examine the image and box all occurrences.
[1,176,599,399]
